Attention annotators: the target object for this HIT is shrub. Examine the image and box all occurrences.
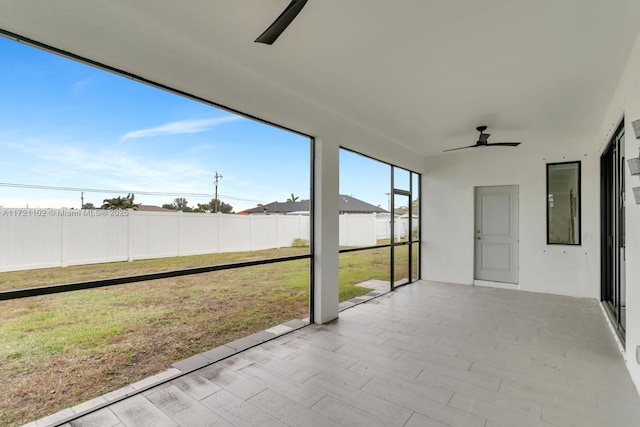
[291,238,309,247]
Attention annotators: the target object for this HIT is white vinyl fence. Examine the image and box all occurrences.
[373,214,414,241]
[0,209,408,272]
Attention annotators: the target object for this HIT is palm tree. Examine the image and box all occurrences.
[101,193,139,210]
[286,193,299,202]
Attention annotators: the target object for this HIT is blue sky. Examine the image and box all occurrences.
[0,36,394,211]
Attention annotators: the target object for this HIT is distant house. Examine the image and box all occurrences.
[133,204,175,212]
[336,195,387,214]
[238,195,387,215]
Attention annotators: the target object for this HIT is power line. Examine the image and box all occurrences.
[0,182,262,203]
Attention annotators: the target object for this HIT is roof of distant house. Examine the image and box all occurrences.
[239,195,387,215]
[133,204,175,212]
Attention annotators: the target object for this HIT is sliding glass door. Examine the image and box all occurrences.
[601,122,625,339]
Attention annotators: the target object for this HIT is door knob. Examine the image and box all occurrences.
[476,229,481,234]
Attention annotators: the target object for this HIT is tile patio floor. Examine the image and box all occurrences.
[33,281,640,426]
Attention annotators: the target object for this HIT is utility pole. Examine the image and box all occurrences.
[213,172,223,213]
[81,191,84,209]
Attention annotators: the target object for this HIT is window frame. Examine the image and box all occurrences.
[338,147,421,291]
[546,160,582,246]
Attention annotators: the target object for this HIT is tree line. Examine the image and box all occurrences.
[82,194,233,213]
[161,197,233,213]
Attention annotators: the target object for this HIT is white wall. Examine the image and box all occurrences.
[598,32,640,393]
[423,136,600,298]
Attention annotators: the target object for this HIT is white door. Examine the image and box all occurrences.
[474,185,519,283]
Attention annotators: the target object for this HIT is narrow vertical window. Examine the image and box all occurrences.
[547,161,581,245]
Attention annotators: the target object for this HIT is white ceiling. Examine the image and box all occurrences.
[0,0,639,163]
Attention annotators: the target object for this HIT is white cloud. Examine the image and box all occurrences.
[0,137,219,205]
[120,116,242,141]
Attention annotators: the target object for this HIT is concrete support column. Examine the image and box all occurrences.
[313,137,339,324]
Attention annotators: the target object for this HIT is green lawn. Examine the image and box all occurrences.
[0,247,311,292]
[0,246,400,426]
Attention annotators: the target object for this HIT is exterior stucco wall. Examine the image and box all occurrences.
[422,137,600,298]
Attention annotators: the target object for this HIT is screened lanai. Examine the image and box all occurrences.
[1,1,640,426]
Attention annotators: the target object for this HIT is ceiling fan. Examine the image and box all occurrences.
[255,0,308,45]
[443,126,521,152]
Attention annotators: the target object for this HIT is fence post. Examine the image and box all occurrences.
[127,211,134,261]
[215,213,220,253]
[344,213,349,247]
[60,213,67,267]
[372,213,377,244]
[177,211,182,257]
[249,214,254,251]
[276,214,280,249]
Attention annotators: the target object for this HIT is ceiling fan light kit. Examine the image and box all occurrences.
[443,126,522,152]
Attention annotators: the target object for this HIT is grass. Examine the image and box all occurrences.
[0,246,401,426]
[0,247,310,292]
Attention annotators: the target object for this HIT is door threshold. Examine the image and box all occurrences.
[473,280,519,290]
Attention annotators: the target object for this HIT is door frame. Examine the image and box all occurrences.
[390,165,418,290]
[391,189,412,289]
[600,120,625,341]
[474,185,520,284]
